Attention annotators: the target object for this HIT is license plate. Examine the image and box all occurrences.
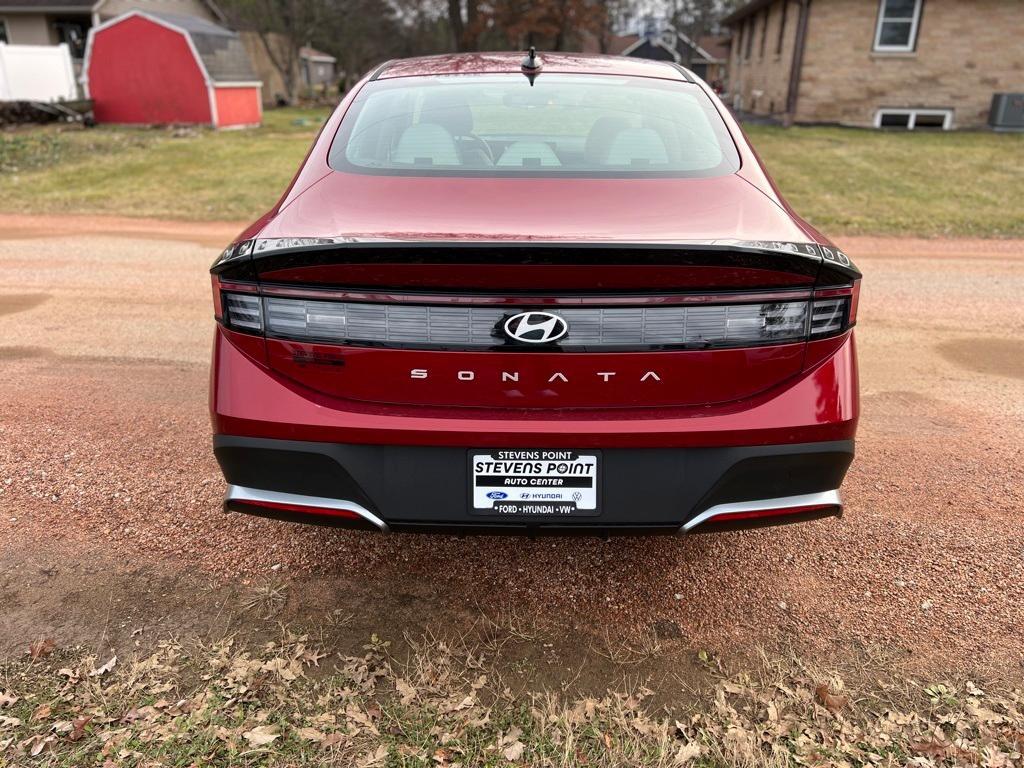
[469,450,600,516]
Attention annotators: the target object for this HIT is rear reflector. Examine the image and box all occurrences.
[230,498,362,519]
[701,503,840,525]
[223,485,387,530]
[683,490,843,532]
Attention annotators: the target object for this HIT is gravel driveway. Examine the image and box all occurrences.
[1,216,1022,670]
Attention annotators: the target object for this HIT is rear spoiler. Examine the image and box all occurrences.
[212,239,861,287]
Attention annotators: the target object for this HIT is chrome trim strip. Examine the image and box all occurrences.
[225,485,389,532]
[251,237,824,260]
[682,490,842,532]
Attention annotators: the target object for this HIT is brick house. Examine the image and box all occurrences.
[723,0,1024,129]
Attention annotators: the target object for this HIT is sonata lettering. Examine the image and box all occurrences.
[410,369,663,382]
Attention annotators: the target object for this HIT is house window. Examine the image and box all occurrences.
[874,108,952,130]
[873,0,923,52]
[0,18,9,44]
[52,19,88,58]
[776,1,788,55]
[744,17,755,59]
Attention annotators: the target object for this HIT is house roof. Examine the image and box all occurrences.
[697,35,730,63]
[721,0,777,26]
[0,0,227,24]
[606,34,640,56]
[146,12,258,82]
[300,46,336,64]
[618,28,725,65]
[0,0,93,9]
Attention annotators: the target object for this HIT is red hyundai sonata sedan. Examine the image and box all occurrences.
[209,52,860,535]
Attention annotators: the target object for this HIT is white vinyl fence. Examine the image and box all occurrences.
[0,43,78,102]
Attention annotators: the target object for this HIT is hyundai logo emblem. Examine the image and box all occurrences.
[503,311,569,344]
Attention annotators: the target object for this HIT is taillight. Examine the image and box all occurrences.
[809,282,859,339]
[223,293,262,333]
[848,280,861,326]
[809,297,848,338]
[211,275,224,320]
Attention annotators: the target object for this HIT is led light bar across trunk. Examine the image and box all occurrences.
[224,292,852,351]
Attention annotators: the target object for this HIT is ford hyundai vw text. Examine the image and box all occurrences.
[209,51,860,534]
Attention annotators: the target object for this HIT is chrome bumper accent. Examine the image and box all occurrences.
[224,484,389,532]
[681,489,842,532]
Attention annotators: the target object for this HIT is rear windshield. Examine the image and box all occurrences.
[329,73,740,178]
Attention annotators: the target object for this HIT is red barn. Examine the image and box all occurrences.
[83,11,262,129]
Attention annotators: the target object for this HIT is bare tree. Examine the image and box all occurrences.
[314,0,409,90]
[223,0,326,104]
[391,0,452,60]
[447,0,482,50]
[490,0,609,51]
[667,0,740,43]
[594,0,631,53]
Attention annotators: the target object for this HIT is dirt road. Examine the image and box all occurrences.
[1,216,1022,676]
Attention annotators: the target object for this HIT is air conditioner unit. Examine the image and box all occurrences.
[989,93,1024,131]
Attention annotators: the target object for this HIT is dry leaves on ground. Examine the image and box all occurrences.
[0,628,1022,767]
[27,639,55,661]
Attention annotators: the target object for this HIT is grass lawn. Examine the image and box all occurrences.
[0,108,328,222]
[1,108,1022,237]
[745,124,1024,238]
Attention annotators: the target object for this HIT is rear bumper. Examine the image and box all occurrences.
[214,435,853,533]
[210,327,857,533]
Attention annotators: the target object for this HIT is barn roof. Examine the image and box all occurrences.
[147,12,257,83]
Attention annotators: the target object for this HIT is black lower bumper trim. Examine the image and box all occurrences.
[213,436,854,532]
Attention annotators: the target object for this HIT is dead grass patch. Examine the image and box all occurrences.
[1,628,1022,767]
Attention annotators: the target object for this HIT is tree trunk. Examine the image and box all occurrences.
[259,31,299,105]
[465,0,478,50]
[448,0,466,50]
